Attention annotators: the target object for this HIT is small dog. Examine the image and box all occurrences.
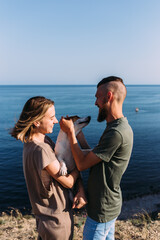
[55,115,91,175]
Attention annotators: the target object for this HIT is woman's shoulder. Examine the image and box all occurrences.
[27,140,55,156]
[45,135,55,149]
[24,138,56,157]
[37,141,55,154]
[24,141,57,168]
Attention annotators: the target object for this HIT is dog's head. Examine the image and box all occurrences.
[65,115,91,135]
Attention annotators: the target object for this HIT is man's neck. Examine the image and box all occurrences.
[106,102,124,123]
[106,113,124,123]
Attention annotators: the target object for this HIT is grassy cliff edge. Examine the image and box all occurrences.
[0,194,160,240]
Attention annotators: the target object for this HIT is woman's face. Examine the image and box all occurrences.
[38,105,58,134]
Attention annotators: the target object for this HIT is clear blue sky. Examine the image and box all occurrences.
[0,0,160,85]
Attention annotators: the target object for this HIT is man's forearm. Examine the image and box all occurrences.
[59,117,101,170]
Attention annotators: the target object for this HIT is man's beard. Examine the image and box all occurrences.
[97,107,107,122]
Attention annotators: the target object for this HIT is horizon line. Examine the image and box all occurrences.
[0,84,160,86]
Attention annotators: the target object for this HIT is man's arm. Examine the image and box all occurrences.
[59,117,102,171]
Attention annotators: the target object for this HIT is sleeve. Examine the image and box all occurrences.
[92,129,122,162]
[35,144,57,171]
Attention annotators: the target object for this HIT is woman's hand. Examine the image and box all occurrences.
[59,117,74,134]
[72,183,88,209]
[72,190,88,209]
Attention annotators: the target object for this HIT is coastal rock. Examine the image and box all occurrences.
[119,193,160,220]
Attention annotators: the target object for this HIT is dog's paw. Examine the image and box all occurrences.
[59,161,68,176]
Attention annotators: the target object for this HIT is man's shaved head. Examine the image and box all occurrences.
[97,76,127,102]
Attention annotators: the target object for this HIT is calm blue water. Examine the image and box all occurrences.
[0,85,160,212]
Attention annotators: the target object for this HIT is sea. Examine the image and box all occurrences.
[0,85,160,212]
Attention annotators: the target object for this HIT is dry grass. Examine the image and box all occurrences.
[0,208,160,240]
[115,211,160,240]
[0,209,37,240]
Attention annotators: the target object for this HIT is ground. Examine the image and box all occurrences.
[1,194,160,240]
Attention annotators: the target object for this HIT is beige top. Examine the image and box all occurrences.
[23,136,73,239]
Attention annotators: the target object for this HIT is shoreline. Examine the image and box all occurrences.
[119,192,160,219]
[1,192,160,219]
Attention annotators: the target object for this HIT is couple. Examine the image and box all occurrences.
[11,76,133,240]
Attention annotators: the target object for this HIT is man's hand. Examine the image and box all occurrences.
[59,117,74,134]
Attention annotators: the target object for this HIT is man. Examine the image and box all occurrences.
[60,76,133,240]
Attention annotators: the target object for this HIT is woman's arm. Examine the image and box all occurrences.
[45,159,79,189]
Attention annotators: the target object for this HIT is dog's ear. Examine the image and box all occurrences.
[70,115,80,122]
[64,116,71,120]
[65,115,80,122]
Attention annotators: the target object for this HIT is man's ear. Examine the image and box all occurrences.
[107,91,113,101]
[33,121,40,127]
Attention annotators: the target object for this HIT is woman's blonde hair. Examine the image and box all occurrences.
[10,96,54,143]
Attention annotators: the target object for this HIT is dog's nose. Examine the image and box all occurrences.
[88,116,91,122]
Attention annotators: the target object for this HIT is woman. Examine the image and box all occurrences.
[10,96,87,240]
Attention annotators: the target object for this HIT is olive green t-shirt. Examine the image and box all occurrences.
[88,117,133,222]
